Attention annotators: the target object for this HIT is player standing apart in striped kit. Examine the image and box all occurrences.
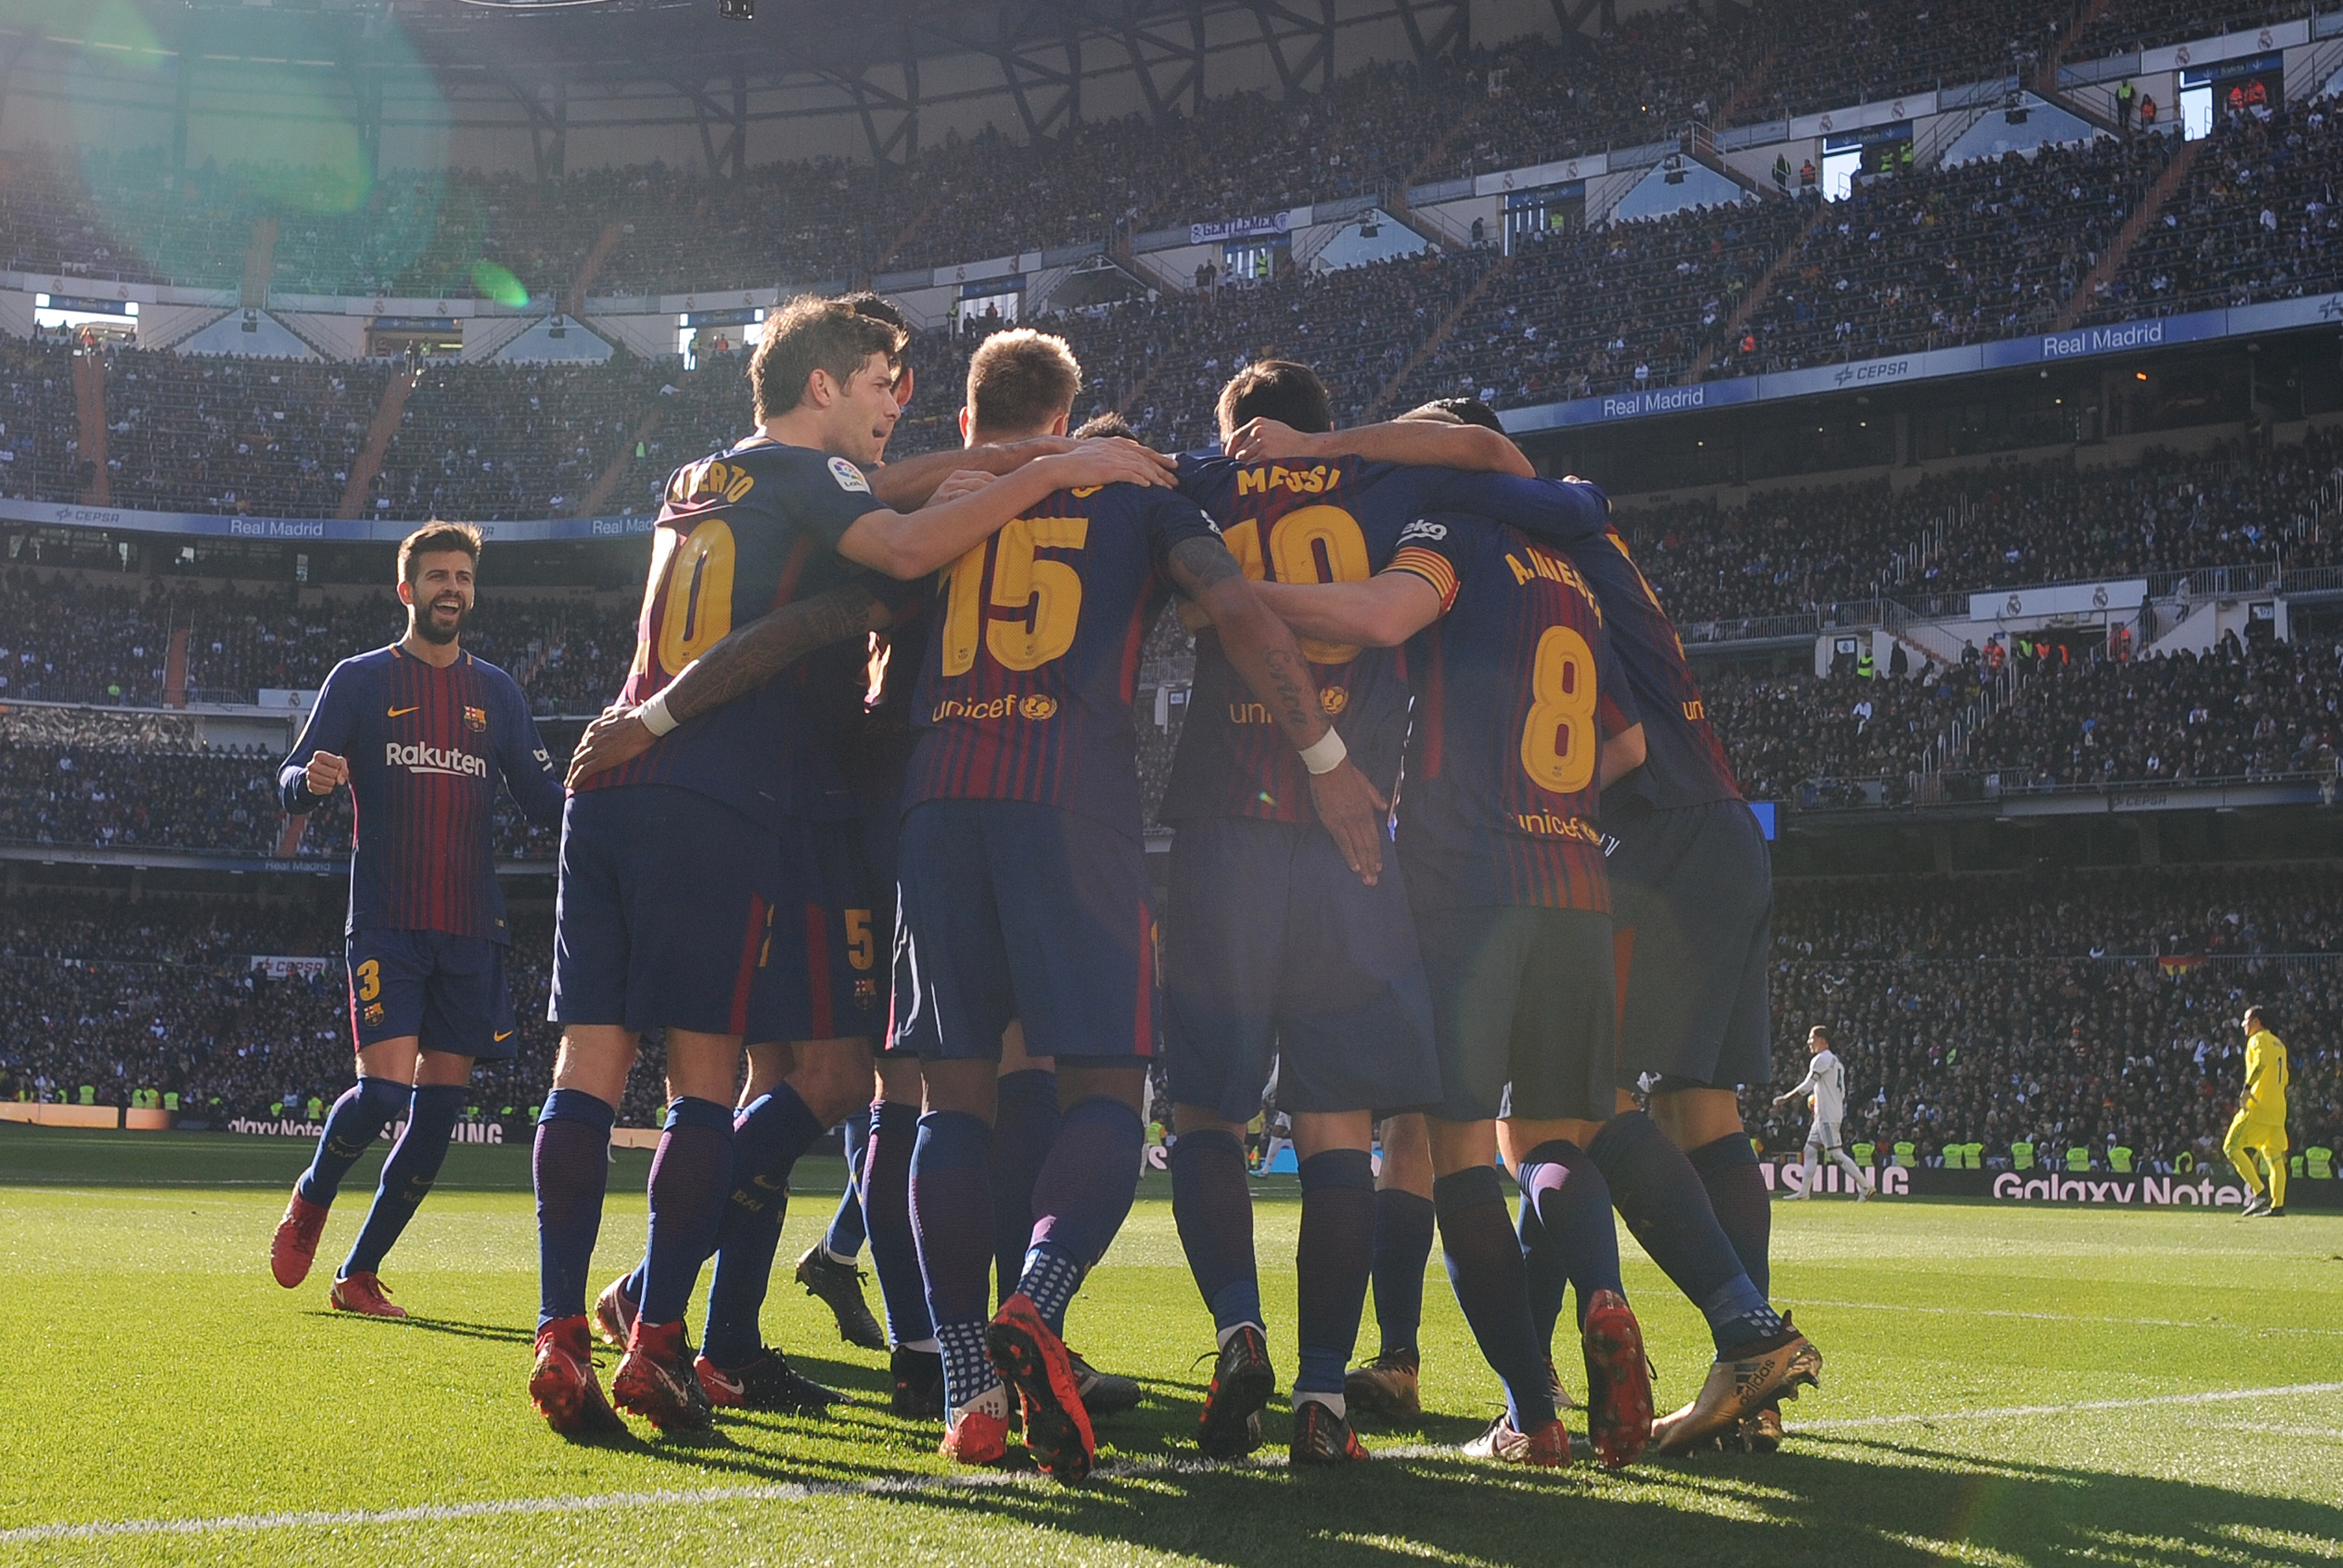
[269,521,567,1315]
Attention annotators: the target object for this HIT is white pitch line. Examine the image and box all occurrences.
[1801,1381,2343,1431]
[8,1384,2340,1548]
[1793,1298,2343,1337]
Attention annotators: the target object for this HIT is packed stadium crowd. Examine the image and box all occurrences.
[3,867,2330,1176]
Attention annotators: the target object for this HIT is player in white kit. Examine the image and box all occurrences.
[1773,1027,1868,1201]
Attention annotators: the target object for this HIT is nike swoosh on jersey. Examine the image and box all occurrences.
[387,705,420,717]
[493,1030,514,1042]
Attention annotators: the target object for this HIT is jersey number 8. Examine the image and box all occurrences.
[1520,625,1598,795]
[941,516,1091,676]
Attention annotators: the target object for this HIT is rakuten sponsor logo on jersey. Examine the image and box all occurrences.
[385,740,488,778]
[1512,811,1604,842]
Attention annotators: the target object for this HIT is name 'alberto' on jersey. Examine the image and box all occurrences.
[1386,514,1638,912]
[576,437,903,825]
[904,481,1220,837]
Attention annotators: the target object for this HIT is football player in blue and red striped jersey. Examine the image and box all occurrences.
[527,297,1177,1437]
[1249,505,1655,1470]
[269,521,565,1318]
[1253,399,1821,1457]
[1160,362,1615,1464]
[887,330,1388,1478]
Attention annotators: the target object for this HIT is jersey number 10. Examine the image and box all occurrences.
[940,516,1091,676]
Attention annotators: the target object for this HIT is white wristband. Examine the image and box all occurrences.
[638,687,680,738]
[1298,728,1348,776]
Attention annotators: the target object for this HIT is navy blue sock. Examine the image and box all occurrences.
[1590,1110,1779,1352]
[728,1082,829,1228]
[701,1105,790,1368]
[988,1069,1059,1307]
[823,1109,869,1261]
[1435,1165,1556,1434]
[912,1110,998,1408]
[864,1099,932,1346]
[1688,1131,1772,1301]
[1020,1095,1143,1333]
[1371,1188,1436,1357]
[342,1083,465,1279]
[1295,1149,1375,1397]
[533,1088,615,1328]
[1172,1128,1262,1334]
[1517,1139,1623,1338]
[639,1097,733,1329]
[297,1076,407,1206]
[1517,1186,1567,1357]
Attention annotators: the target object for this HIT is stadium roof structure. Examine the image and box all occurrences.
[14,0,1490,173]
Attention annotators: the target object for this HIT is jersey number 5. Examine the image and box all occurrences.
[1520,626,1598,795]
[941,516,1089,676]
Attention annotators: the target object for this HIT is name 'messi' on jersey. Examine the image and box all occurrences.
[384,740,490,779]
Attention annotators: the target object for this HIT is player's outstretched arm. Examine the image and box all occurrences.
[1168,536,1389,885]
[1225,417,1535,478]
[565,580,891,788]
[1248,572,1444,649]
[865,436,1080,510]
[837,441,1175,580]
[278,665,358,813]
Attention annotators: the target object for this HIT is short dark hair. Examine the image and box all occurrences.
[840,291,912,366]
[750,295,905,424]
[397,520,480,585]
[1216,359,1332,438]
[1405,395,1505,433]
[1072,411,1136,441]
[966,329,1082,437]
[1808,1025,1833,1046]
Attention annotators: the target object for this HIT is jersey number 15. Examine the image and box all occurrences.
[940,516,1091,676]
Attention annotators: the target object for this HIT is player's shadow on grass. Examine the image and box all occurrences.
[878,1431,2343,1567]
[302,1312,535,1346]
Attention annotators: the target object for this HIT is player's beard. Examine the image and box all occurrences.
[412,597,469,646]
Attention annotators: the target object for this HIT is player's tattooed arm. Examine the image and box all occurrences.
[563,581,891,788]
[1224,416,1535,478]
[865,437,1082,509]
[1168,536,1390,885]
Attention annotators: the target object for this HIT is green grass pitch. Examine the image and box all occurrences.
[3,1124,2340,1567]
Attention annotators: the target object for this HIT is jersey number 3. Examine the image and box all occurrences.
[941,516,1090,676]
[1520,626,1597,794]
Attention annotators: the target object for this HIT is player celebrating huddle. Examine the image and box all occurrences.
[528,299,1171,1436]
[1246,501,1655,1469]
[890,330,1384,1480]
[270,522,565,1316]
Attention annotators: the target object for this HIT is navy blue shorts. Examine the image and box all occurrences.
[347,930,516,1060]
[1161,817,1439,1122]
[1408,898,1615,1126]
[1606,798,1773,1090]
[887,799,1155,1065]
[551,784,776,1037]
[747,816,885,1043]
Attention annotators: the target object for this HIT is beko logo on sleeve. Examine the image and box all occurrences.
[1397,519,1448,543]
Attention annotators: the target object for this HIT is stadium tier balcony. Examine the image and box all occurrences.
[2062,0,2325,62]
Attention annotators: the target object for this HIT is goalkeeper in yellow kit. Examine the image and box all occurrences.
[2225,1007,2290,1218]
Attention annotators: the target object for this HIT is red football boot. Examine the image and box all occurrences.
[986,1293,1098,1482]
[611,1319,712,1431]
[271,1189,329,1289]
[529,1315,626,1436]
[1580,1289,1654,1470]
[329,1272,407,1319]
[938,1403,1011,1465]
